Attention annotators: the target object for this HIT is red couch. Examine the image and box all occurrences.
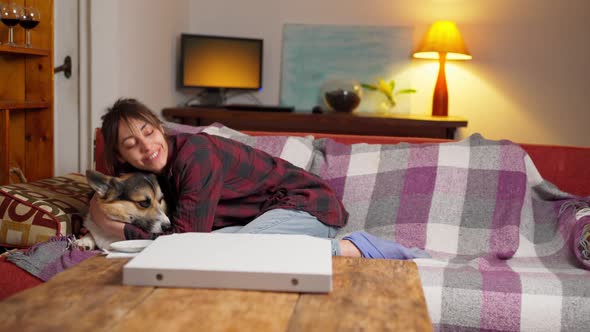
[2,131,589,300]
[243,131,590,197]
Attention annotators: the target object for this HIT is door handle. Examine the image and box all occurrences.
[54,55,72,79]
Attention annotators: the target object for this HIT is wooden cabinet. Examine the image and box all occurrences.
[162,107,468,139]
[0,0,53,184]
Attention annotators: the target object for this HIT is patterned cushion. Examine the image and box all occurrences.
[0,174,92,248]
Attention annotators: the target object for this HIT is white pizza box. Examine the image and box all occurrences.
[123,232,333,293]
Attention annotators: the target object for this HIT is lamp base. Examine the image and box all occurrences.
[432,53,448,116]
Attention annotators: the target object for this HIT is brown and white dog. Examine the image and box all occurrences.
[74,170,171,251]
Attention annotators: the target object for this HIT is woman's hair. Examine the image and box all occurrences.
[101,98,164,175]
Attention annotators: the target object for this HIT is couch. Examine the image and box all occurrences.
[1,123,589,331]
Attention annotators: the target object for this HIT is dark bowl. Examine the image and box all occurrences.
[324,89,361,113]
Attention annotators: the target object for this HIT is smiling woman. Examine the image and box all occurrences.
[99,99,169,176]
[116,117,169,174]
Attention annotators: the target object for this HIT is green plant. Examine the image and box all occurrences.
[361,79,416,107]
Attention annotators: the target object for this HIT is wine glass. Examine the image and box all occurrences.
[1,2,23,46]
[19,6,40,48]
[0,2,3,45]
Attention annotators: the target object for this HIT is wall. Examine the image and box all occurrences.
[89,0,590,147]
[89,0,190,132]
[54,0,80,175]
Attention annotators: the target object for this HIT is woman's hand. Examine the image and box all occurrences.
[89,194,126,241]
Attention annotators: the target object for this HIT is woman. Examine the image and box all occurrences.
[90,98,426,259]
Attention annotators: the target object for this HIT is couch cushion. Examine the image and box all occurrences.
[165,121,246,137]
[0,174,92,248]
[167,122,316,170]
[95,122,315,173]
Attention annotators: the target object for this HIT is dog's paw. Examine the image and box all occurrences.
[73,237,96,251]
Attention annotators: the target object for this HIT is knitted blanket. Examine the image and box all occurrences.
[311,133,590,331]
[6,235,99,281]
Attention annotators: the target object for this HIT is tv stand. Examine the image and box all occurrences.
[197,88,226,106]
[162,107,468,139]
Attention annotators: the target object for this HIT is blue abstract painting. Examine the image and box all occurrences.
[280,24,413,112]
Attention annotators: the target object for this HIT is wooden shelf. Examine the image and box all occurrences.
[0,100,51,110]
[0,0,54,185]
[0,44,50,56]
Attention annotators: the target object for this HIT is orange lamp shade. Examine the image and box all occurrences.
[412,21,471,117]
[413,21,471,60]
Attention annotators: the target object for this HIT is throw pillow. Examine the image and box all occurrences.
[96,123,315,172]
[165,122,315,170]
[164,121,246,137]
[0,173,92,248]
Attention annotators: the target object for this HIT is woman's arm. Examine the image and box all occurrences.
[171,172,223,233]
[174,137,226,232]
[121,136,224,239]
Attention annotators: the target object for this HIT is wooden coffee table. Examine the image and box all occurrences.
[0,256,432,331]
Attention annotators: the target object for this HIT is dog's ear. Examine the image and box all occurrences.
[86,170,114,198]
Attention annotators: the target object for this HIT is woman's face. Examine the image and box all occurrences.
[117,118,168,174]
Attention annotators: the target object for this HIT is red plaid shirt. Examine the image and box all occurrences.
[124,133,348,239]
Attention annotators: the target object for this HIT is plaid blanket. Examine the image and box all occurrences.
[311,133,590,331]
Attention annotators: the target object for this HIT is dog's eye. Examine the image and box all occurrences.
[137,199,151,208]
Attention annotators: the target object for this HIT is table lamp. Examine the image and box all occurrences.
[413,21,471,116]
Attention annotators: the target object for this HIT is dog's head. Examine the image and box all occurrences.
[86,170,171,233]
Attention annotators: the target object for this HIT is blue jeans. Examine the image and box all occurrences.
[212,209,342,256]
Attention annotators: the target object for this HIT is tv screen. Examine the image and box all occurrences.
[179,33,263,90]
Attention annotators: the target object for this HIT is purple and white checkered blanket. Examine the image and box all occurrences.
[311,133,590,331]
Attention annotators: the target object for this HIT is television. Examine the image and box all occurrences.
[179,33,263,105]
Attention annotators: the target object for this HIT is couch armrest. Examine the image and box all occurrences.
[559,204,590,270]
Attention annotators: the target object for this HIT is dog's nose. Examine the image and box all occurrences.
[162,223,173,232]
